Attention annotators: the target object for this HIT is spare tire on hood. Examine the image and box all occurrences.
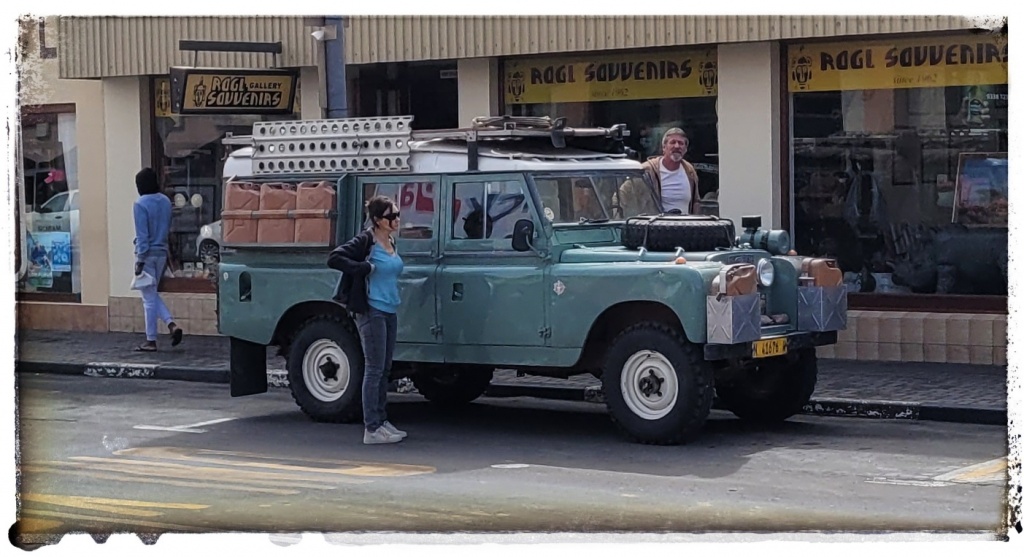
[621,215,735,252]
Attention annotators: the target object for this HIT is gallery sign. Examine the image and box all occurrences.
[789,34,1008,93]
[504,48,718,104]
[169,67,298,115]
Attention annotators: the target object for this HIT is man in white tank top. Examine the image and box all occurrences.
[615,128,701,216]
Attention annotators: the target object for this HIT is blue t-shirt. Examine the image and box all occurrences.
[367,243,404,314]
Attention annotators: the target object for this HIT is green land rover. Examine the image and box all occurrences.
[217,115,847,445]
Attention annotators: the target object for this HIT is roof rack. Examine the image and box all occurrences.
[232,114,632,175]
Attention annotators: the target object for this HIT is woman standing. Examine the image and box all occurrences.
[132,167,183,351]
[328,196,406,444]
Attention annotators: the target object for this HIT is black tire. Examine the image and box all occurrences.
[601,322,714,445]
[286,315,364,423]
[621,216,734,252]
[199,240,220,264]
[715,348,818,423]
[412,368,494,406]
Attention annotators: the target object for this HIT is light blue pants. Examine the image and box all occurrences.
[139,253,174,341]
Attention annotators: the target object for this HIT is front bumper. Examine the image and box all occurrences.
[703,330,837,361]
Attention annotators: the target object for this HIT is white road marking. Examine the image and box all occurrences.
[133,417,236,434]
[491,463,530,469]
[865,477,952,488]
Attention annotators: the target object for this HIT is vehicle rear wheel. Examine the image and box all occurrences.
[715,348,818,423]
[412,367,494,407]
[601,322,714,445]
[286,315,363,423]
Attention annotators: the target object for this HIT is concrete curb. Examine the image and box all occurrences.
[15,360,1007,426]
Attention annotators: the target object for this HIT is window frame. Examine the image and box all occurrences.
[18,103,81,303]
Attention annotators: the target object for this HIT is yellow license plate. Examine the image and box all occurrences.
[753,337,788,358]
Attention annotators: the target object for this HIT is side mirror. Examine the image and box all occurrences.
[511,219,536,252]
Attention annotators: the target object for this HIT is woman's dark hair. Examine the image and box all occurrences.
[135,167,160,195]
[366,195,396,228]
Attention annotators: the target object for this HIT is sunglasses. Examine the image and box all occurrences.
[381,211,401,221]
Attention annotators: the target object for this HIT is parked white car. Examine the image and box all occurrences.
[196,219,222,263]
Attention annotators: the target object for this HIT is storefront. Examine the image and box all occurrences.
[502,47,721,201]
[786,33,1008,304]
[783,32,1008,364]
[149,70,301,293]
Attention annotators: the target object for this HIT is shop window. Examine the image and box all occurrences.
[789,37,1008,299]
[151,77,298,292]
[19,105,81,299]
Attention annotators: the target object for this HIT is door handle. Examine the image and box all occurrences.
[452,283,463,301]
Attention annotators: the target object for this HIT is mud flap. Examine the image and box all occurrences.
[230,336,268,397]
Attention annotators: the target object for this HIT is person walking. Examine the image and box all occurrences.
[132,167,183,351]
[328,196,406,444]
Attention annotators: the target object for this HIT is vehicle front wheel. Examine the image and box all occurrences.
[286,315,363,423]
[601,322,714,445]
[714,348,818,423]
[199,240,220,264]
[411,367,494,407]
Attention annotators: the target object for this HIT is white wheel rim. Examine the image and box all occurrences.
[619,350,678,420]
[302,339,351,402]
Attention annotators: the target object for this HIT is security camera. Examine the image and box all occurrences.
[311,29,325,41]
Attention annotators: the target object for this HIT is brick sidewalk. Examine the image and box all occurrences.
[15,329,1008,415]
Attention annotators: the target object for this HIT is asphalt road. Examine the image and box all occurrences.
[12,373,1011,545]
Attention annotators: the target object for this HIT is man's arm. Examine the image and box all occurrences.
[133,202,150,263]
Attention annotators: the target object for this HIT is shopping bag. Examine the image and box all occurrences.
[130,271,155,290]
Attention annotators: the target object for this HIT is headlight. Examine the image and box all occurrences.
[200,225,213,238]
[756,259,774,287]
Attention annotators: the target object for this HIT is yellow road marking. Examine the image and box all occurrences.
[16,517,63,534]
[22,494,207,518]
[115,446,436,477]
[20,508,214,532]
[64,457,363,488]
[22,465,300,496]
[933,457,1007,483]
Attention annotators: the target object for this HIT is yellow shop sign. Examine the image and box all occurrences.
[789,34,1007,92]
[169,67,298,115]
[505,48,718,104]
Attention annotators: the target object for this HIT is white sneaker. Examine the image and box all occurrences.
[382,420,407,439]
[363,426,402,445]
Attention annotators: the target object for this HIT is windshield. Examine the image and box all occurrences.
[531,171,661,224]
[39,192,68,213]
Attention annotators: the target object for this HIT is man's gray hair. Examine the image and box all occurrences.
[661,127,688,145]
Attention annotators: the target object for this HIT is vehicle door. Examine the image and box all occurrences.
[357,176,441,348]
[438,173,548,356]
[33,191,71,234]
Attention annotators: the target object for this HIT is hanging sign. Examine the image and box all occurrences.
[170,67,298,115]
[504,48,718,104]
[789,34,1008,93]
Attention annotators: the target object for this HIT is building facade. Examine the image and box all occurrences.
[17,15,1008,364]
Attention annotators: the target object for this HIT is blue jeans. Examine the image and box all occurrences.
[139,253,174,341]
[354,307,397,432]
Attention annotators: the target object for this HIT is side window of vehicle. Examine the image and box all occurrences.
[450,180,531,249]
[361,180,438,240]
